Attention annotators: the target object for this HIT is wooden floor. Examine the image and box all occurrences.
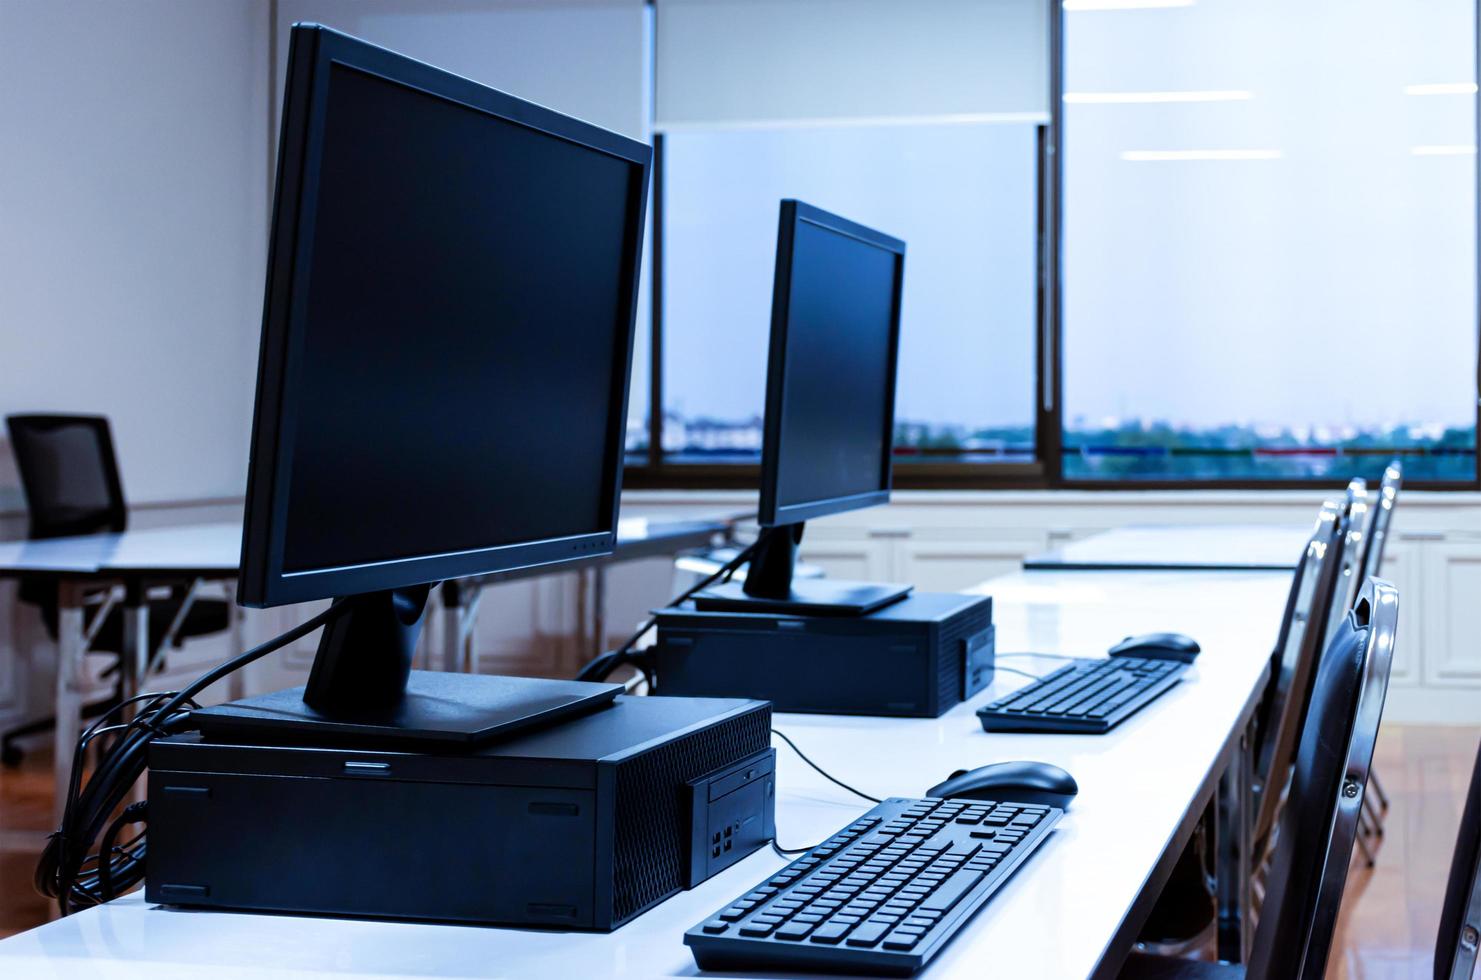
[0,725,1475,975]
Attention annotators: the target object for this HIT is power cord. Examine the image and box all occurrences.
[574,537,759,684]
[35,600,353,915]
[769,728,880,858]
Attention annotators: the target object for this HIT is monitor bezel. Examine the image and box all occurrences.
[239,24,650,607]
[758,200,905,528]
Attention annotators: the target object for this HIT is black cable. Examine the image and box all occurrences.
[771,728,880,804]
[35,600,352,915]
[574,537,759,683]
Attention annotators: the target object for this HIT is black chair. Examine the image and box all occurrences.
[1136,500,1348,949]
[1121,577,1400,980]
[1435,738,1480,980]
[1,414,230,766]
[1355,463,1401,832]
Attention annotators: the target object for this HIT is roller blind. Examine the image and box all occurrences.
[275,0,650,139]
[655,0,1049,128]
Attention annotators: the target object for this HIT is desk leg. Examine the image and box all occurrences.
[226,581,246,702]
[1216,723,1254,963]
[441,581,462,672]
[575,570,590,672]
[121,584,149,805]
[52,582,87,824]
[591,567,607,658]
[441,581,481,673]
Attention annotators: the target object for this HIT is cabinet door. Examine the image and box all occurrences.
[897,537,1048,594]
[1372,540,1420,687]
[798,536,894,583]
[1422,541,1481,688]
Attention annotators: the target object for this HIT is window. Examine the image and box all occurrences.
[1061,0,1478,484]
[631,0,1481,490]
[659,122,1041,466]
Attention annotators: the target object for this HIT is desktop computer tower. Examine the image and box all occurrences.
[654,592,994,717]
[146,695,774,930]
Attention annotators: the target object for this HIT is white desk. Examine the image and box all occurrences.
[1024,524,1309,573]
[0,568,1291,979]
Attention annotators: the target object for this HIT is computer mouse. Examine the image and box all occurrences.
[1107,632,1201,663]
[926,761,1078,810]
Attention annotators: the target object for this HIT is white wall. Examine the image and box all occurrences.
[0,0,271,509]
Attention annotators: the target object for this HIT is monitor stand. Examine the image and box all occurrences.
[693,523,911,617]
[193,586,621,749]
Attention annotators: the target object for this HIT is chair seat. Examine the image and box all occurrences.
[43,596,231,656]
[1119,952,1245,979]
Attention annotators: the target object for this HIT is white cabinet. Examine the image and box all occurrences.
[1422,541,1481,688]
[1375,540,1421,687]
[897,536,1047,593]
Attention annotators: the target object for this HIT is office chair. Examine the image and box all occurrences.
[0,414,230,766]
[1435,738,1481,980]
[1136,500,1347,950]
[1354,463,1401,829]
[1121,577,1399,980]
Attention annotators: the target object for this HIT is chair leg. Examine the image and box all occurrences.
[1362,791,1386,837]
[1368,768,1390,813]
[1355,827,1378,868]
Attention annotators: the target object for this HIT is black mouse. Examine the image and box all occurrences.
[926,761,1078,810]
[1107,632,1201,663]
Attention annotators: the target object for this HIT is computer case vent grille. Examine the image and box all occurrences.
[610,704,772,923]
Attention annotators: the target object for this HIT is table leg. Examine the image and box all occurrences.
[1216,723,1254,962]
[441,581,462,672]
[52,582,87,823]
[121,583,148,805]
[226,580,246,702]
[591,566,608,658]
[575,569,590,672]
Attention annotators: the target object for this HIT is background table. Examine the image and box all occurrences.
[1024,524,1309,572]
[0,515,735,812]
[0,567,1293,979]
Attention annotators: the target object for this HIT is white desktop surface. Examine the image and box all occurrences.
[0,570,1291,979]
[1025,524,1309,572]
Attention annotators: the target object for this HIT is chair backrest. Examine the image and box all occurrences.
[6,414,126,539]
[1248,577,1399,980]
[1321,478,1370,650]
[1435,739,1481,980]
[1251,500,1346,848]
[1358,461,1401,593]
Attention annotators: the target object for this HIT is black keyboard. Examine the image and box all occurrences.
[685,796,1060,976]
[977,656,1188,734]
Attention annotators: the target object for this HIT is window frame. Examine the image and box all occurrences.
[625,1,1481,493]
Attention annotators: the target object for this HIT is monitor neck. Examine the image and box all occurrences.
[303,585,431,714]
[742,523,804,600]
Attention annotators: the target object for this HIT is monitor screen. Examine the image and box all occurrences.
[241,28,648,605]
[764,202,903,525]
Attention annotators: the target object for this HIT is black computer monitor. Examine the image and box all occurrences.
[696,200,910,616]
[230,25,650,743]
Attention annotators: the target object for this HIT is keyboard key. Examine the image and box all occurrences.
[920,868,986,913]
[883,931,926,950]
[810,922,850,944]
[845,921,891,947]
[701,919,729,934]
[775,920,815,940]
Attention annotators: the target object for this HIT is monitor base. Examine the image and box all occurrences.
[192,671,622,750]
[692,578,912,616]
